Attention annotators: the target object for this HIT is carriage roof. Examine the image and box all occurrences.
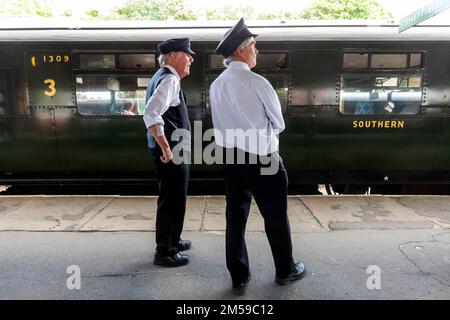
[1,19,450,42]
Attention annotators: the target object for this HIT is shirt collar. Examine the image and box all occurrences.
[164,65,180,80]
[228,61,251,71]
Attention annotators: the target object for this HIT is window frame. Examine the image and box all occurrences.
[73,50,157,72]
[72,50,157,117]
[338,50,426,116]
[206,51,290,71]
[204,51,291,114]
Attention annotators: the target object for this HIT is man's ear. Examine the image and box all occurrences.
[169,52,177,62]
[234,48,243,59]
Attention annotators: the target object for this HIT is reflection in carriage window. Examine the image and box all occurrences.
[76,75,149,115]
[340,74,422,115]
[118,54,155,69]
[371,54,408,68]
[343,53,368,69]
[79,54,116,69]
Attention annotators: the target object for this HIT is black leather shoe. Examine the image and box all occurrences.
[177,239,192,251]
[275,262,306,285]
[232,274,251,296]
[154,252,190,267]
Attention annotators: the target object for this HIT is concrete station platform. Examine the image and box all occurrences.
[0,195,449,232]
[0,195,449,300]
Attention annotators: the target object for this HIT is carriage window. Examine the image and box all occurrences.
[343,52,423,70]
[256,53,288,69]
[76,75,150,115]
[205,73,288,113]
[208,53,288,70]
[339,74,422,115]
[343,53,368,69]
[371,54,408,68]
[209,54,224,69]
[118,54,155,68]
[409,53,422,67]
[79,54,116,69]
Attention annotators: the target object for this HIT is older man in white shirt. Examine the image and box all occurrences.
[144,38,194,268]
[210,18,306,295]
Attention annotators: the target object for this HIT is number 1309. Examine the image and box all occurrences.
[43,55,70,63]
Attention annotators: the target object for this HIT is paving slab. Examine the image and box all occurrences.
[202,196,323,232]
[80,197,155,231]
[202,196,263,232]
[290,196,324,233]
[184,196,207,231]
[0,196,112,231]
[300,196,436,230]
[394,196,450,229]
[80,196,205,231]
[0,197,28,218]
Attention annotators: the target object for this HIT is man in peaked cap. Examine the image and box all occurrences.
[215,18,258,59]
[210,19,306,295]
[143,38,194,267]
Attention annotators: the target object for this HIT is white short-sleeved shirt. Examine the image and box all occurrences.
[143,65,181,135]
[210,61,285,155]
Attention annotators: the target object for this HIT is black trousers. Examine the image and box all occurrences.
[223,148,295,284]
[150,147,189,256]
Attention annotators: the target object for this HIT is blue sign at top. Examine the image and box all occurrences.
[399,0,450,32]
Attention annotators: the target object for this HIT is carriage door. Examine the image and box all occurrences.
[337,52,439,177]
[2,65,61,178]
[0,69,21,173]
[308,51,440,184]
[23,51,76,175]
[427,50,450,173]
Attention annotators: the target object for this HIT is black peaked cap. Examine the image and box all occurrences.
[215,18,258,58]
[157,37,195,55]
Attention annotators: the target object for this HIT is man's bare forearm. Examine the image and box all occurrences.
[149,125,170,151]
[149,125,173,163]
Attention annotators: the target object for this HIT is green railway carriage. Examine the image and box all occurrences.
[1,21,450,192]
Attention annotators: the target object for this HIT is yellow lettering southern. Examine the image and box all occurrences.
[352,120,405,129]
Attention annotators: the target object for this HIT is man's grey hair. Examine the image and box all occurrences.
[158,54,168,67]
[223,37,255,67]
